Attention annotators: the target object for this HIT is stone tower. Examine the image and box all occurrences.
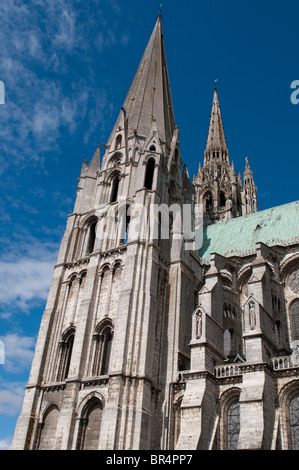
[13,14,299,453]
[193,86,257,225]
[12,15,202,451]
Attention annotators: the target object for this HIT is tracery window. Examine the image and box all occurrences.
[290,393,299,449]
[227,399,240,450]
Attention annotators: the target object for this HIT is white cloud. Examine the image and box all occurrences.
[0,0,131,178]
[0,378,27,416]
[53,7,76,49]
[0,334,35,373]
[0,388,24,416]
[0,236,58,315]
[0,436,13,450]
[0,259,53,309]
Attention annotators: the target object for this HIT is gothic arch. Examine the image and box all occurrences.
[68,272,78,283]
[237,265,252,285]
[109,171,121,203]
[144,156,156,190]
[144,154,157,163]
[99,263,111,275]
[220,269,233,289]
[77,391,105,418]
[94,317,114,335]
[218,387,241,450]
[79,270,87,285]
[112,260,123,272]
[280,255,299,281]
[76,215,99,258]
[115,134,122,150]
[56,326,76,381]
[279,380,299,450]
[106,152,123,170]
[36,403,60,450]
[91,318,114,377]
[76,394,104,450]
[85,217,98,255]
[79,212,99,228]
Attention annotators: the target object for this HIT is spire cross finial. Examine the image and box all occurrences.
[214,79,218,89]
[159,3,163,16]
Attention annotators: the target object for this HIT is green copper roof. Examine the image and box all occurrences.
[198,200,299,259]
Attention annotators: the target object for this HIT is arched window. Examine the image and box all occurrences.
[290,300,299,342]
[77,398,103,450]
[79,271,87,287]
[290,393,299,449]
[91,320,114,377]
[115,134,122,150]
[86,219,97,255]
[57,328,75,381]
[37,405,59,450]
[144,157,155,190]
[110,174,120,203]
[227,399,240,450]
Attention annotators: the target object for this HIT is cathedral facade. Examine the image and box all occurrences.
[12,16,299,451]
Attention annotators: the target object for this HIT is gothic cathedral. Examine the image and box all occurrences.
[12,16,299,451]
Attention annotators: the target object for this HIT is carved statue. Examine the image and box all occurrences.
[195,307,202,339]
[249,301,256,330]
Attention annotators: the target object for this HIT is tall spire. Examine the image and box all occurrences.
[194,86,244,225]
[206,86,227,151]
[107,15,176,147]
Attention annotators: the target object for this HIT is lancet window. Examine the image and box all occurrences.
[91,320,114,377]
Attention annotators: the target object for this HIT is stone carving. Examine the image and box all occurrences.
[195,307,202,339]
[249,301,256,330]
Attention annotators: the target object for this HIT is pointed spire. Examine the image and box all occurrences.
[206,86,227,151]
[243,156,253,180]
[107,15,176,147]
[86,146,100,177]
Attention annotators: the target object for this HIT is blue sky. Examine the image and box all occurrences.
[0,0,299,449]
